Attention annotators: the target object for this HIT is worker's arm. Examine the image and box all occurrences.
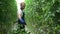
[18,13,24,23]
[18,13,22,19]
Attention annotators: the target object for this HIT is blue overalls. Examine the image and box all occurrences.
[18,12,26,25]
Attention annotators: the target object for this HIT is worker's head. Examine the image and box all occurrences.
[20,2,25,10]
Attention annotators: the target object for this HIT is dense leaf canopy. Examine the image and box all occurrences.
[0,0,60,34]
[0,0,17,34]
[25,0,60,34]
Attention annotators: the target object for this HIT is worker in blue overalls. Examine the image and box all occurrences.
[17,2,26,29]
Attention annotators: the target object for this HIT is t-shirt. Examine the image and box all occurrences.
[18,11,25,24]
[17,9,23,16]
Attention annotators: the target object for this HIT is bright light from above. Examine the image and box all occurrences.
[16,0,25,3]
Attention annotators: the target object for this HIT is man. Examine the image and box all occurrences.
[17,2,26,29]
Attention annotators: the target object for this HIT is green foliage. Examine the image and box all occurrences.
[12,24,28,34]
[25,0,60,34]
[0,0,17,34]
[0,0,17,23]
[0,0,60,34]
